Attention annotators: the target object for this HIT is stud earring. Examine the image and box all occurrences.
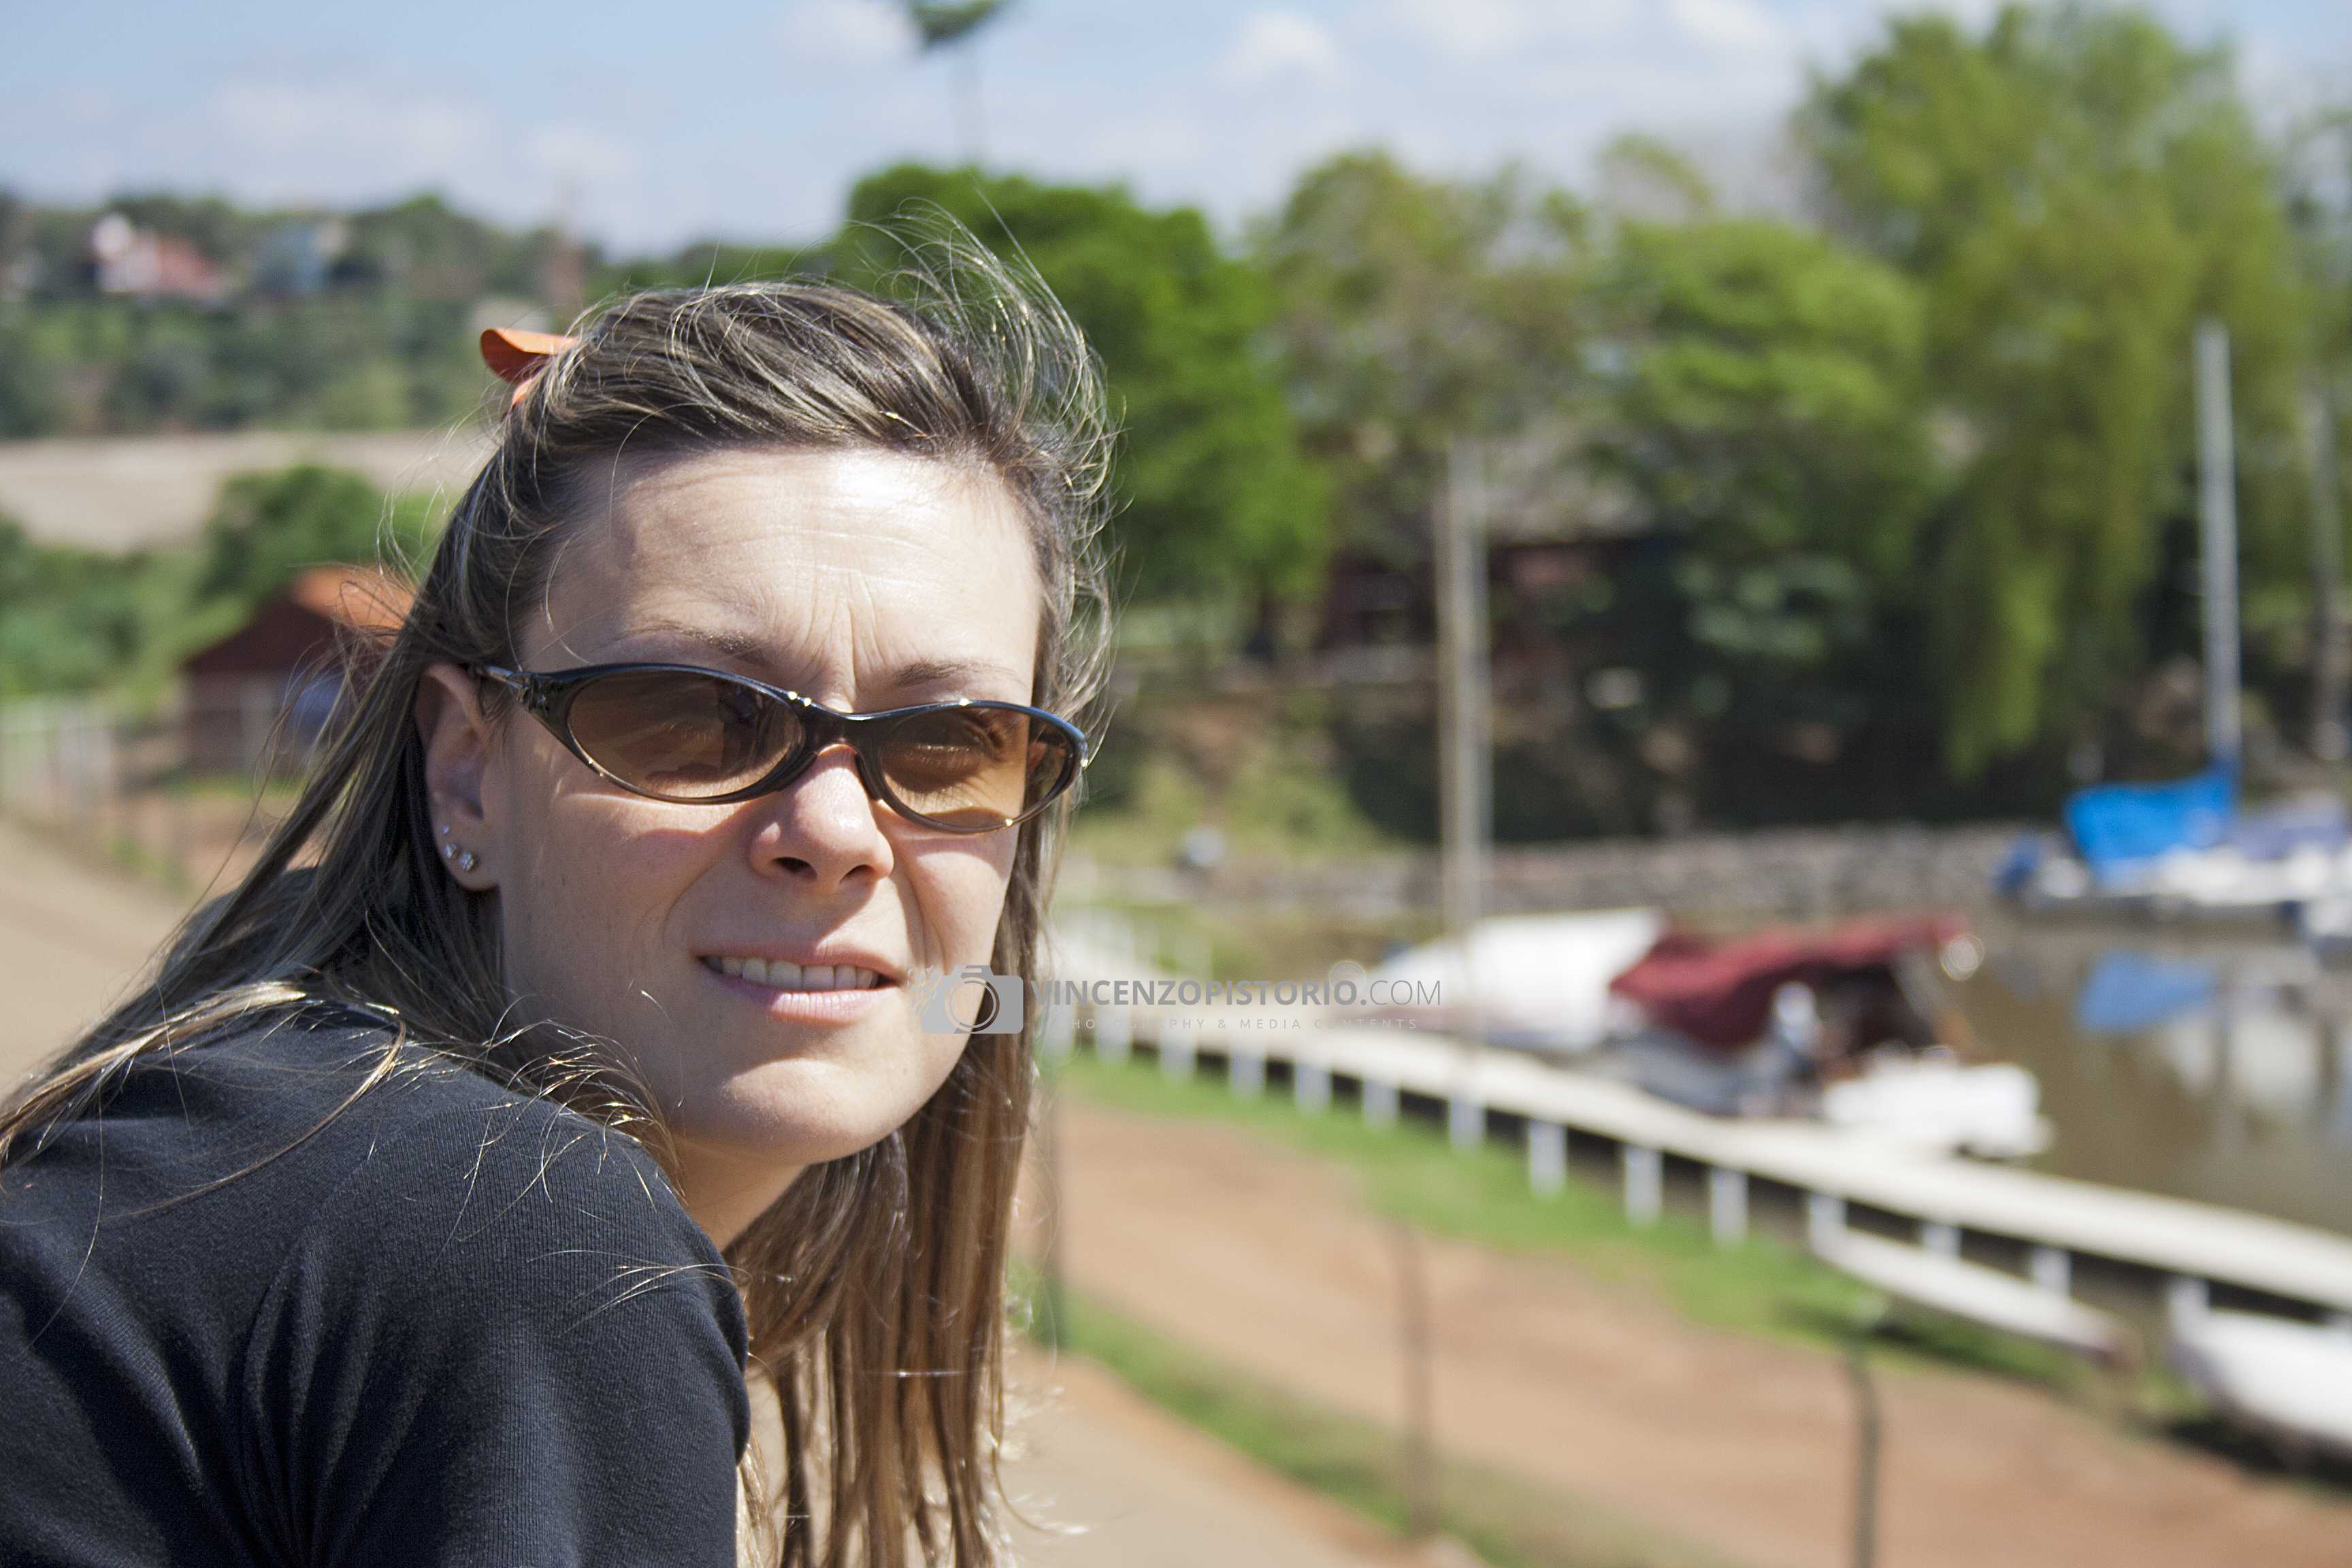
[457,851,478,873]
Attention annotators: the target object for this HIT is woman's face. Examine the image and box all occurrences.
[416,446,1044,1242]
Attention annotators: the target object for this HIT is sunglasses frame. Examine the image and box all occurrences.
[471,660,1089,833]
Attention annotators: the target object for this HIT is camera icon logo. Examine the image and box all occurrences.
[915,964,1026,1036]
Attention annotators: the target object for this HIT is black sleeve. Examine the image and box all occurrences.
[235,1098,751,1567]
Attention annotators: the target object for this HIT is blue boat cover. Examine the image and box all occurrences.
[2062,764,2236,879]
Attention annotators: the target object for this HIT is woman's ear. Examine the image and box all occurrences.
[414,660,500,890]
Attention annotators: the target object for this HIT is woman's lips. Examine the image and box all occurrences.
[697,956,896,1024]
[700,955,886,991]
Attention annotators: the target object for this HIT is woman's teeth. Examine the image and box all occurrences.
[705,956,883,991]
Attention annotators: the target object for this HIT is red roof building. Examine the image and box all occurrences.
[88,213,226,304]
[180,566,414,777]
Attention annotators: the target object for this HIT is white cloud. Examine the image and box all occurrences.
[1918,0,2006,29]
[1667,0,1790,55]
[1386,0,1638,61]
[774,0,912,66]
[524,123,642,189]
[208,81,487,186]
[177,74,669,242]
[1222,12,1345,83]
[1385,0,1533,61]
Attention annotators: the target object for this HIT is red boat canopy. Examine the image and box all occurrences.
[1606,916,1967,1050]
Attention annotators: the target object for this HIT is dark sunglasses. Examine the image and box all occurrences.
[472,661,1088,833]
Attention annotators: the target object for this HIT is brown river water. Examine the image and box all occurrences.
[1960,917,2352,1238]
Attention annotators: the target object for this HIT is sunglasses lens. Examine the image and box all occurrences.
[881,705,1078,830]
[565,670,800,800]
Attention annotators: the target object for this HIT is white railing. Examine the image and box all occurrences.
[1042,913,2352,1334]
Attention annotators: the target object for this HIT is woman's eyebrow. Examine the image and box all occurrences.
[886,655,1028,693]
[616,617,770,664]
[617,620,1024,693]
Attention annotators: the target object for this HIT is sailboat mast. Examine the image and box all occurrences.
[2197,319,2242,771]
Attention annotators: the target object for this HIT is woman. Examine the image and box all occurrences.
[0,244,1113,1565]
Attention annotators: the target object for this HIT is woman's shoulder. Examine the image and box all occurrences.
[203,1004,752,1411]
[52,998,736,1313]
[5,996,751,1487]
[214,1004,755,1552]
[177,1000,725,1271]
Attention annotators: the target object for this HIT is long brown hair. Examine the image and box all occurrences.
[0,241,1116,1565]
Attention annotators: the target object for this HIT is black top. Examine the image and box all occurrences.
[0,1004,750,1566]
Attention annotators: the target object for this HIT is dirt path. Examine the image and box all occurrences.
[999,1341,1425,1567]
[0,821,184,1083]
[1024,1098,2352,1568]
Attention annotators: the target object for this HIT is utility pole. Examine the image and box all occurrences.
[1437,436,1490,966]
[1845,1325,1884,1568]
[1034,1056,1068,1351]
[2306,380,2349,762]
[538,185,585,325]
[2196,321,2242,772]
[1436,437,1490,1120]
[1391,1218,1437,1540]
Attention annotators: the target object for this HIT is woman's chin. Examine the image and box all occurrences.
[677,1051,952,1168]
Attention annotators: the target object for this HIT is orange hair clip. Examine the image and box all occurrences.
[479,326,580,410]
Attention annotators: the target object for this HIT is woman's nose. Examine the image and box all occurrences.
[747,744,896,887]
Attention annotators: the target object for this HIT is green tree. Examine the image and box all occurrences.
[0,517,151,696]
[1804,3,2314,776]
[194,465,412,610]
[340,194,548,304]
[1256,150,1591,568]
[2285,108,2352,524]
[1592,215,1948,818]
[836,165,1328,616]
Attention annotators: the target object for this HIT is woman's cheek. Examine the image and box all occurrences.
[907,849,1015,973]
[514,802,691,1009]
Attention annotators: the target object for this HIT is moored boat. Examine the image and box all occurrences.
[1365,913,2044,1156]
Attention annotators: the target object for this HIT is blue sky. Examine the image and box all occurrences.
[3,1,2345,251]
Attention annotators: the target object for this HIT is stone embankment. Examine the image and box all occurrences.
[1087,823,2031,921]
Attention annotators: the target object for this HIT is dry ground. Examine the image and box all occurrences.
[1021,1098,2352,1568]
[0,429,492,549]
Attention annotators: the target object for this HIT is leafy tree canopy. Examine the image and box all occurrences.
[836,165,1328,610]
[1804,1,2313,774]
[194,464,425,610]
[1599,214,1938,687]
[1255,150,1592,566]
[0,517,152,697]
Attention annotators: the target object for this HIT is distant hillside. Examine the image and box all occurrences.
[0,190,825,440]
[0,430,493,549]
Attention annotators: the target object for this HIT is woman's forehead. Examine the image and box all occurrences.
[528,446,1043,699]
